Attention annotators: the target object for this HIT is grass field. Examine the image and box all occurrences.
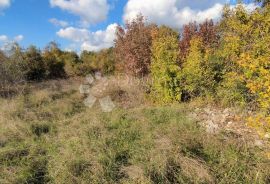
[0,79,269,184]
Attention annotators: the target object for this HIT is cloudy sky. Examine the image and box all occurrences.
[0,0,254,52]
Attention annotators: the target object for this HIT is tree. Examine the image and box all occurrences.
[180,37,215,98]
[150,26,181,103]
[255,0,270,7]
[0,45,27,96]
[62,51,81,76]
[179,20,218,63]
[43,42,66,79]
[179,22,198,62]
[24,46,46,81]
[96,48,115,75]
[114,15,155,76]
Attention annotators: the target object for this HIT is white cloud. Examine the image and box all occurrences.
[56,24,117,51]
[123,0,256,28]
[0,35,24,43]
[57,27,90,42]
[0,0,10,8]
[49,18,69,27]
[81,23,118,51]
[50,0,109,27]
[0,35,8,42]
[0,34,24,51]
[14,35,24,42]
[0,0,11,13]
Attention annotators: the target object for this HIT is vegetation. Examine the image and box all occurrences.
[0,80,269,183]
[150,26,181,103]
[114,15,154,76]
[0,1,270,183]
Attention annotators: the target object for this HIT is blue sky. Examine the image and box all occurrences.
[0,0,255,52]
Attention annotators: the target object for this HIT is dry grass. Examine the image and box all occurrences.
[0,78,269,184]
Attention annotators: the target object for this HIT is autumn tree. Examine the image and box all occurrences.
[96,48,115,75]
[150,26,181,103]
[114,15,155,76]
[24,46,46,81]
[179,20,218,63]
[43,42,66,78]
[179,22,198,62]
[180,37,215,98]
[0,43,27,96]
[62,51,81,76]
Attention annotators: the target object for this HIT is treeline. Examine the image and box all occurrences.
[0,42,115,89]
[0,2,269,112]
[113,2,270,134]
[115,3,270,109]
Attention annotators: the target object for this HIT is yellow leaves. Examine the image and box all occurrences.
[150,26,181,104]
[247,114,270,137]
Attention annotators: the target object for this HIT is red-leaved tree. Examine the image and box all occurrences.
[179,20,218,63]
[114,15,156,76]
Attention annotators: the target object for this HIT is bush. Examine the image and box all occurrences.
[114,15,154,76]
[24,46,46,81]
[150,26,181,103]
[180,37,215,98]
[0,46,26,96]
[43,42,66,79]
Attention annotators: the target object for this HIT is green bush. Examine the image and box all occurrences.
[180,37,215,99]
[24,46,46,81]
[150,26,181,103]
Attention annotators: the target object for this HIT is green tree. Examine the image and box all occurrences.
[43,42,66,79]
[150,26,181,103]
[62,51,81,76]
[180,37,214,98]
[24,46,46,81]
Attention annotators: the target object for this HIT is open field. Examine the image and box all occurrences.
[0,78,269,184]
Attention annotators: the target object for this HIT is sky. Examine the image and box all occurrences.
[0,0,255,52]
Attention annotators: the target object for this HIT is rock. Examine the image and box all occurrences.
[227,121,233,126]
[204,108,212,115]
[203,120,219,134]
[99,96,115,112]
[83,94,97,108]
[188,112,198,120]
[254,140,264,147]
[211,114,220,124]
[223,108,230,115]
[264,133,270,139]
[220,114,228,124]
[79,85,90,94]
[195,108,201,113]
[86,74,94,84]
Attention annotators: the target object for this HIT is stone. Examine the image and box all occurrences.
[264,133,270,139]
[204,120,219,134]
[95,72,102,80]
[99,96,115,112]
[83,94,97,108]
[204,108,212,115]
[227,121,233,126]
[86,74,94,84]
[79,84,90,94]
[254,140,264,147]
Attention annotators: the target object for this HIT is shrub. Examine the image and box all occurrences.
[62,51,81,76]
[43,42,66,79]
[150,26,181,103]
[180,37,215,98]
[114,15,154,76]
[24,46,46,81]
[179,20,218,63]
[0,45,27,97]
